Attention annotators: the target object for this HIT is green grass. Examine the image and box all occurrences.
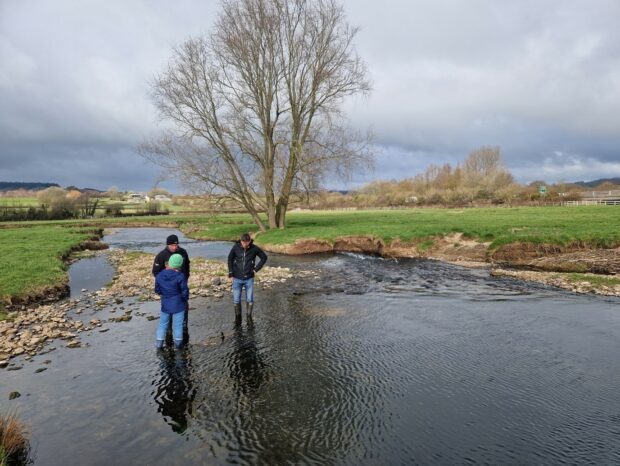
[222,206,620,249]
[0,197,40,206]
[0,225,95,301]
[564,273,620,287]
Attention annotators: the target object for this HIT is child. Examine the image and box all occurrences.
[155,253,189,349]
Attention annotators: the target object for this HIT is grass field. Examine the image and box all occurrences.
[186,206,620,249]
[0,225,95,302]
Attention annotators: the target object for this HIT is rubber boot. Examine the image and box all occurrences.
[234,303,242,326]
[246,302,253,319]
[174,339,184,350]
[155,340,164,349]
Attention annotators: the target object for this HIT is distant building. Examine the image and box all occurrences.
[154,194,172,202]
[126,192,148,202]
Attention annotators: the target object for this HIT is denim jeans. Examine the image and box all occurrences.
[156,311,184,344]
[232,277,254,304]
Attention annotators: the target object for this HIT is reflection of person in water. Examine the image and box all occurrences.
[228,321,267,397]
[154,350,196,434]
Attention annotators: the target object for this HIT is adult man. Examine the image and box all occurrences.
[153,234,191,342]
[227,233,268,323]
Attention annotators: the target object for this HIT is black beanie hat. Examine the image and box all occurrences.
[166,234,179,245]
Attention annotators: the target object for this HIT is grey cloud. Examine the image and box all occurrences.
[1,0,619,190]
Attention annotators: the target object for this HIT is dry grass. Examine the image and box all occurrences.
[0,412,30,466]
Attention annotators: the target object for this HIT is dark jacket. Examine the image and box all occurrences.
[152,246,190,278]
[155,269,189,314]
[228,240,267,279]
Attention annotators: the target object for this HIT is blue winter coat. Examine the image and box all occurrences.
[155,269,189,314]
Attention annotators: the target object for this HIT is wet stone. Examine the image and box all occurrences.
[9,391,21,400]
[34,367,47,373]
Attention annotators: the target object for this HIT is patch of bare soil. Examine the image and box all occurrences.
[264,233,490,266]
[264,238,333,255]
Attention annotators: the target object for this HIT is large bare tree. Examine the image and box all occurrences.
[141,0,372,230]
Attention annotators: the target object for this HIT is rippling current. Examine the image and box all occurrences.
[2,228,620,465]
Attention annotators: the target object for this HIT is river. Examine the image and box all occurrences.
[2,227,620,465]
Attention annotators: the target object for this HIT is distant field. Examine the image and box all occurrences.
[0,197,39,206]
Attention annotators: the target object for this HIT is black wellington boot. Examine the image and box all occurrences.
[246,302,253,319]
[234,303,242,326]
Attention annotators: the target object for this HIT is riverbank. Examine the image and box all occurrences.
[259,233,620,297]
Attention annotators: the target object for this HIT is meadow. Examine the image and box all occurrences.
[187,205,620,249]
[0,226,96,309]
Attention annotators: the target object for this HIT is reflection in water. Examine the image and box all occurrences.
[153,349,197,434]
[227,321,267,398]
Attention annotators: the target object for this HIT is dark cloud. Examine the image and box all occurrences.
[1,0,619,191]
[0,142,179,192]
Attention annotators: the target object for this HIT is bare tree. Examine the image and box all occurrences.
[141,0,372,230]
[462,146,513,191]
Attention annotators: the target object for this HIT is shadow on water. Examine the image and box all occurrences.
[227,321,267,398]
[3,227,620,465]
[154,349,197,434]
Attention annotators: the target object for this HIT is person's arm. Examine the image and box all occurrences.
[227,247,235,278]
[182,249,190,278]
[155,276,162,295]
[152,252,164,276]
[180,274,190,302]
[254,247,268,273]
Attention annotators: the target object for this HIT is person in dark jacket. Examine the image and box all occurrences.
[228,233,267,323]
[153,234,191,343]
[155,254,189,349]
[153,234,190,278]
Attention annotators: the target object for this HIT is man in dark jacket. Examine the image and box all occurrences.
[228,233,267,323]
[153,234,190,278]
[153,234,191,343]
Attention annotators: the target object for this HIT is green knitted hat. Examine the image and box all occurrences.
[168,254,183,269]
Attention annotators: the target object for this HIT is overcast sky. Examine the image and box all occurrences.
[2,0,620,192]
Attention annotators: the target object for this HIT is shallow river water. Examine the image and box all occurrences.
[2,228,620,465]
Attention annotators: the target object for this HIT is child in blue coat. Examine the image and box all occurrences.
[155,253,189,349]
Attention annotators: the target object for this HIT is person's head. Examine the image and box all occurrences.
[168,253,184,270]
[240,233,251,249]
[166,234,179,252]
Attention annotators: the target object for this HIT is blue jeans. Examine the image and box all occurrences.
[232,277,254,304]
[156,311,184,344]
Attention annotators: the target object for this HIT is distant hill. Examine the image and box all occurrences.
[0,181,60,192]
[572,177,620,188]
